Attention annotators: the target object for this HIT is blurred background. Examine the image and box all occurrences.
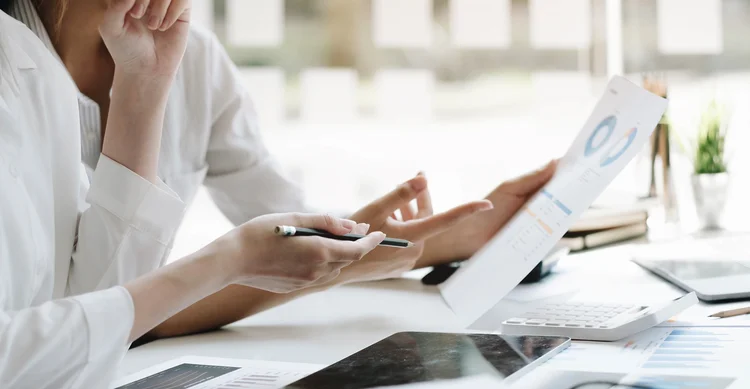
[170,0,750,260]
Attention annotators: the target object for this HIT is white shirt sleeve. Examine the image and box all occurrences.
[0,286,134,389]
[67,155,186,295]
[201,34,307,226]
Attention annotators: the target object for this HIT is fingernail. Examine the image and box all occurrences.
[131,4,145,18]
[148,15,161,30]
[478,201,494,211]
[341,219,357,229]
[409,176,427,192]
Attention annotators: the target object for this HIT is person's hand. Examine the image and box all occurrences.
[418,160,557,268]
[334,174,494,284]
[99,0,191,78]
[205,213,385,293]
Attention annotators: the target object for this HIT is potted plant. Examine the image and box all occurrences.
[690,100,730,229]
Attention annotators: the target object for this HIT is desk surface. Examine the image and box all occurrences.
[119,233,750,386]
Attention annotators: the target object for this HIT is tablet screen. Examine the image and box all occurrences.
[286,332,569,389]
[649,260,750,280]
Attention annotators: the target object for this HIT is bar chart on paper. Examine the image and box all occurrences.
[640,328,750,371]
[545,327,750,377]
[115,360,322,389]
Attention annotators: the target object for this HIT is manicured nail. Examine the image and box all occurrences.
[478,201,494,211]
[341,219,357,229]
[148,15,161,30]
[159,20,170,31]
[131,4,146,18]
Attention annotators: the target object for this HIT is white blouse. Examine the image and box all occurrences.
[12,0,308,226]
[0,13,185,389]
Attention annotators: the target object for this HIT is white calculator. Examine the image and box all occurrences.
[500,292,698,341]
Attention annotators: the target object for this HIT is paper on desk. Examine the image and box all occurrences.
[110,356,323,389]
[376,375,506,389]
[440,76,668,327]
[517,368,740,389]
[543,326,750,377]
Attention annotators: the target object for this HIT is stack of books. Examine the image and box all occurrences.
[561,205,649,251]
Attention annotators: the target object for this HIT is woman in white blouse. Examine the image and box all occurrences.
[0,0,403,386]
[4,0,556,339]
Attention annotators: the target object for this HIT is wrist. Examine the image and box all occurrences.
[112,71,174,101]
[197,236,247,287]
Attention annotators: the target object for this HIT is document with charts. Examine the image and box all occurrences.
[111,357,323,389]
[440,76,668,327]
[535,327,749,388]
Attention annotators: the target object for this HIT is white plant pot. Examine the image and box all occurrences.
[691,173,729,230]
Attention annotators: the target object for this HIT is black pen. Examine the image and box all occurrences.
[274,226,413,249]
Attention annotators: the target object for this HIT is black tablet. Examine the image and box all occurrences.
[286,332,570,389]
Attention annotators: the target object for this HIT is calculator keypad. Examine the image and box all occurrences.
[505,302,639,329]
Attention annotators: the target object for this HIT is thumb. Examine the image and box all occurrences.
[291,214,357,235]
[100,0,137,36]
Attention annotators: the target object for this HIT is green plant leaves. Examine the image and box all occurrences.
[694,100,728,174]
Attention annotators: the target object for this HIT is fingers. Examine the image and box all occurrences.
[128,0,150,19]
[415,172,433,218]
[400,203,416,221]
[327,231,386,261]
[399,200,493,241]
[160,0,191,30]
[351,223,371,235]
[292,213,357,235]
[358,176,428,222]
[496,160,557,197]
[144,0,172,30]
[101,0,138,36]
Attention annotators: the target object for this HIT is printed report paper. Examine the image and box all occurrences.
[540,326,748,386]
[111,356,323,389]
[440,76,668,327]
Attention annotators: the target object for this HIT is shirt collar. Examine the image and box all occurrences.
[10,0,101,111]
[0,11,37,96]
[9,0,62,63]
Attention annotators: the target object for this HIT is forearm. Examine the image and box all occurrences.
[125,247,232,342]
[146,283,331,340]
[102,72,173,183]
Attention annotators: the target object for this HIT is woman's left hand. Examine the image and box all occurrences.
[99,0,191,78]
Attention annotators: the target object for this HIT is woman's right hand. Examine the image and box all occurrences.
[100,0,191,79]
[206,213,386,293]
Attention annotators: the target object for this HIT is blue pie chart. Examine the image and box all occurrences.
[585,115,617,157]
[600,128,638,167]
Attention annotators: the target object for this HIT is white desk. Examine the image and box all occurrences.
[119,233,750,386]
